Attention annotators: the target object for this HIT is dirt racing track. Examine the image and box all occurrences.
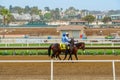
[0,55,120,80]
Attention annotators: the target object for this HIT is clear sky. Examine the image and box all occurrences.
[0,0,120,11]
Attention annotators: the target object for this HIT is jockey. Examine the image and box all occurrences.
[62,32,70,45]
[65,32,70,44]
[61,33,70,49]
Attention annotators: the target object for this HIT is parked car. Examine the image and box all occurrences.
[105,35,115,39]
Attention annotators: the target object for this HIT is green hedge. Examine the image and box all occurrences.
[0,49,120,55]
[0,43,120,55]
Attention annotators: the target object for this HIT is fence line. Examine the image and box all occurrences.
[0,46,120,50]
[1,38,120,44]
[0,60,120,80]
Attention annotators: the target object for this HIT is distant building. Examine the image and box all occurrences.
[57,25,86,38]
[69,20,88,25]
[20,14,32,20]
[12,13,31,20]
[94,14,105,20]
[11,13,40,21]
[112,20,120,26]
[110,14,120,20]
[47,21,69,26]
[80,10,90,18]
[31,14,40,21]
[60,11,65,18]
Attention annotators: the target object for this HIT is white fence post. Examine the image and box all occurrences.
[51,60,53,80]
[112,42,115,54]
[112,60,116,80]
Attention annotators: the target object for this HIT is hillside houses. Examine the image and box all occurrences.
[12,13,40,21]
[0,6,120,27]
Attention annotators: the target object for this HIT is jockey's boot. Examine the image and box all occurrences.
[65,45,69,54]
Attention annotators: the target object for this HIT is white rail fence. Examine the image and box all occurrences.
[1,39,120,48]
[0,60,120,80]
[1,38,120,44]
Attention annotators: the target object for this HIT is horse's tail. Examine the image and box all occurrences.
[48,44,52,57]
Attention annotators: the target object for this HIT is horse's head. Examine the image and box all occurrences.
[75,42,85,50]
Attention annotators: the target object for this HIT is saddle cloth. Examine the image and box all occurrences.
[60,43,67,50]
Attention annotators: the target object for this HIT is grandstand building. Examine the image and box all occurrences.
[57,25,86,38]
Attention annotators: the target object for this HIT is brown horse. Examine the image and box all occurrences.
[48,41,85,60]
[48,43,66,60]
[67,42,85,60]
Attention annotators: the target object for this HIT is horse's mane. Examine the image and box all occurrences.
[75,42,85,48]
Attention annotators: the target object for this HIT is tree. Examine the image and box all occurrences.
[102,16,111,24]
[64,7,79,20]
[82,15,95,25]
[9,5,13,13]
[50,8,60,20]
[44,13,52,21]
[30,6,39,15]
[44,7,50,11]
[24,6,31,13]
[7,14,15,24]
[12,6,24,14]
[0,8,12,25]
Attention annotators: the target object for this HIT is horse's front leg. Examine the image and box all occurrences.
[63,49,69,60]
[68,53,72,60]
[51,51,57,59]
[63,52,68,60]
[74,53,78,60]
[63,55,67,60]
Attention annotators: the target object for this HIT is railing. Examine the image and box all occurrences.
[0,60,120,80]
[1,38,120,44]
[0,39,120,49]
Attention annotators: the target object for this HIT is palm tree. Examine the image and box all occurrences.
[0,8,11,26]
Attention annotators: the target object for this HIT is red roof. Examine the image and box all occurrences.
[112,20,120,22]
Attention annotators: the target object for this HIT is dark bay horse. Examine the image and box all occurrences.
[48,43,66,60]
[48,41,85,60]
[67,42,85,60]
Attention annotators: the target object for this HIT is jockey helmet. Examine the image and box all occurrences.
[66,32,69,35]
[62,33,66,36]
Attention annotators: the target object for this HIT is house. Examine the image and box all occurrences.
[31,14,40,21]
[12,13,30,21]
[57,25,86,38]
[80,10,90,18]
[47,20,69,25]
[112,20,120,25]
[94,14,105,20]
[110,14,120,20]
[69,20,88,25]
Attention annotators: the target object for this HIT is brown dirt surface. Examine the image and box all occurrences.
[0,55,120,80]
